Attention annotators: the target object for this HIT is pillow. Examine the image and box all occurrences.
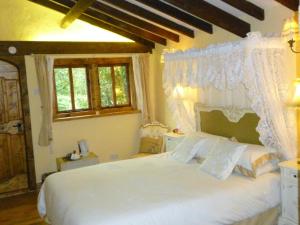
[194,132,227,159]
[170,133,205,163]
[139,137,163,154]
[200,139,247,180]
[234,144,279,178]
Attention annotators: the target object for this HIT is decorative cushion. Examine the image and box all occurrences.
[194,132,226,159]
[170,133,205,163]
[234,144,279,178]
[200,139,247,180]
[139,137,163,154]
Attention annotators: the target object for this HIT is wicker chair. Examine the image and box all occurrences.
[130,122,169,158]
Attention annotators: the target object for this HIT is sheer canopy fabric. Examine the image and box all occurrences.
[163,32,296,159]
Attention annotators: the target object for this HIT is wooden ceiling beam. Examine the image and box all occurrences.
[61,0,96,28]
[28,0,155,48]
[54,0,167,45]
[135,0,213,34]
[0,41,152,56]
[91,1,180,42]
[274,0,299,11]
[163,0,250,37]
[102,0,194,38]
[220,0,264,20]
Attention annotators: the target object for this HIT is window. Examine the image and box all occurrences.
[53,58,136,120]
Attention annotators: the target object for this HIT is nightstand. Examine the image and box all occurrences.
[56,152,99,171]
[163,132,185,152]
[278,159,299,225]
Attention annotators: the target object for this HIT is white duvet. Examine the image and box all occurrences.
[38,154,280,225]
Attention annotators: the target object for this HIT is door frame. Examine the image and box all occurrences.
[0,56,36,190]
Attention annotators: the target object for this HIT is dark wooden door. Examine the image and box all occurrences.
[0,75,27,182]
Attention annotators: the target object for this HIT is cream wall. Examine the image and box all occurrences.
[153,3,296,130]
[0,0,130,42]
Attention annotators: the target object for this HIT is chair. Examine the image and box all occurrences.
[130,122,169,158]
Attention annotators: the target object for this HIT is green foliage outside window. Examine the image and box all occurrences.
[54,60,131,116]
[72,68,89,110]
[114,66,129,105]
[54,68,72,112]
[54,67,89,112]
[98,67,114,107]
[98,65,130,108]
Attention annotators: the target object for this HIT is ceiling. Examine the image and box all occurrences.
[28,0,298,50]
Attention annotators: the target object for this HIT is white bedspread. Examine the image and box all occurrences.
[38,154,280,225]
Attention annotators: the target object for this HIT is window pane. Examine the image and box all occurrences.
[114,65,129,105]
[54,68,72,111]
[98,67,114,107]
[72,68,89,110]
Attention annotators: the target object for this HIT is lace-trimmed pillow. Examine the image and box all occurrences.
[234,144,280,178]
[200,139,247,180]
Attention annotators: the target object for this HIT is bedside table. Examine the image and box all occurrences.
[56,152,99,171]
[163,132,185,152]
[278,159,299,225]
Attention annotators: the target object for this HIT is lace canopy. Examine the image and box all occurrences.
[163,32,296,159]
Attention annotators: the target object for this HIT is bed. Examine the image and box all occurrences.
[38,107,281,225]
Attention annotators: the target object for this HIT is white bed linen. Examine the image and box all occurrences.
[38,154,280,225]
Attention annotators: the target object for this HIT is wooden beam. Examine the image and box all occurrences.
[61,0,96,28]
[0,41,152,56]
[274,0,299,11]
[103,0,194,37]
[28,0,155,48]
[53,0,167,45]
[220,0,264,20]
[91,1,180,42]
[135,0,213,34]
[163,0,250,37]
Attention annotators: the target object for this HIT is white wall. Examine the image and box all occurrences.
[152,3,296,130]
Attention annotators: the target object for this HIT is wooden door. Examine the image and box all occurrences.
[0,75,27,182]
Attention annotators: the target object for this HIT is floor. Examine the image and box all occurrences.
[0,173,28,194]
[0,192,47,225]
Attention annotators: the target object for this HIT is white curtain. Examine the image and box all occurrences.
[163,32,296,159]
[243,35,296,159]
[34,55,54,146]
[132,54,153,124]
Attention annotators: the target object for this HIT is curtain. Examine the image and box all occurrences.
[163,32,296,159]
[243,35,296,159]
[132,54,153,124]
[34,55,54,146]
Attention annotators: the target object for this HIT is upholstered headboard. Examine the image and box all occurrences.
[195,104,261,145]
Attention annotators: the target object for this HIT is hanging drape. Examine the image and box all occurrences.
[132,54,154,124]
[163,32,296,159]
[34,55,54,146]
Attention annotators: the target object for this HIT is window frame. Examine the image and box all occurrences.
[53,58,137,121]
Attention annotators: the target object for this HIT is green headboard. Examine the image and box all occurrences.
[195,105,261,145]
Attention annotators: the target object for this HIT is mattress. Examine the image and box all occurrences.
[38,153,280,225]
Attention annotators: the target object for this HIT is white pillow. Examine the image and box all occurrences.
[200,139,247,180]
[234,144,279,178]
[194,132,227,159]
[170,133,205,163]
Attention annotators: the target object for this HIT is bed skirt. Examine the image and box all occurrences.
[44,206,280,225]
[232,206,280,225]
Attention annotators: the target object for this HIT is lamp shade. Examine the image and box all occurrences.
[282,17,300,41]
